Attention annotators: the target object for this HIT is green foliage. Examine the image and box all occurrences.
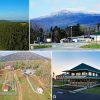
[31,23,84,43]
[35,60,51,88]
[82,86,100,95]
[33,44,52,49]
[80,44,100,49]
[0,60,49,70]
[93,32,100,35]
[30,23,43,43]
[0,21,29,50]
[0,63,4,69]
[53,80,65,86]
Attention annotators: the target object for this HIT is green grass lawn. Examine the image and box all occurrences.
[0,83,16,92]
[82,86,100,95]
[33,44,52,49]
[53,80,67,86]
[0,83,3,92]
[0,95,18,100]
[80,44,100,49]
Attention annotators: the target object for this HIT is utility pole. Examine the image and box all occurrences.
[42,32,44,42]
[44,32,46,43]
[71,26,73,38]
[53,72,55,86]
[51,32,52,43]
[96,31,97,44]
[88,27,91,37]
[96,26,98,44]
[53,72,55,79]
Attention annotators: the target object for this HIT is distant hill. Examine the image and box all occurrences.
[0,20,11,23]
[0,52,48,62]
[31,10,100,30]
[0,55,2,59]
[0,20,28,23]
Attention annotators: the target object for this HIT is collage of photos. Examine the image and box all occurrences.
[0,0,100,100]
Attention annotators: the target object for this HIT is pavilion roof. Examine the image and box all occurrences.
[63,63,100,73]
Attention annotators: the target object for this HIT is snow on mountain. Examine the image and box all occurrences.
[31,10,100,30]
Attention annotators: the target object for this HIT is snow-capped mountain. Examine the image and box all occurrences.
[31,10,100,30]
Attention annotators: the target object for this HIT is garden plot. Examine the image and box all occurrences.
[0,70,17,95]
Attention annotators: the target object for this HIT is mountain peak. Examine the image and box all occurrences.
[51,10,71,15]
[51,9,100,16]
[0,52,48,62]
[31,9,100,30]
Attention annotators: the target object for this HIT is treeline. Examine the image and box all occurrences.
[35,60,51,88]
[0,21,29,50]
[50,24,84,43]
[0,60,47,70]
[30,24,85,43]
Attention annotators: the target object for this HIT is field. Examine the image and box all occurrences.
[0,70,18,100]
[0,59,51,100]
[16,70,51,100]
[82,86,100,95]
[30,44,52,49]
[80,44,100,49]
[53,80,66,86]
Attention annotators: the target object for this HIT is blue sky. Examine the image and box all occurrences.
[52,51,100,75]
[30,0,100,18]
[0,0,29,20]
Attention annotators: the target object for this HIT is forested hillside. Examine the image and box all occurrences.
[0,21,29,50]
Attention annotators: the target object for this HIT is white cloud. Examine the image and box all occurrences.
[30,0,37,9]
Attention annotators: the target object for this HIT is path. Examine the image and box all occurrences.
[14,71,22,100]
[26,76,38,94]
[3,72,7,84]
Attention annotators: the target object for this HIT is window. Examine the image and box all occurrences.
[82,72,86,76]
[66,72,70,75]
[76,73,81,76]
[93,73,96,76]
[88,72,92,76]
[66,72,69,74]
[71,73,75,76]
[96,74,98,76]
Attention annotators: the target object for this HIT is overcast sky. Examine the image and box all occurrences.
[30,0,100,18]
[52,51,100,76]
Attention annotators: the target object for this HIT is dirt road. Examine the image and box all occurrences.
[26,76,38,94]
[14,71,22,100]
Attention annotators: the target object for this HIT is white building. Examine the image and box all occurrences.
[46,38,52,43]
[37,87,43,94]
[23,69,35,75]
[90,35,100,41]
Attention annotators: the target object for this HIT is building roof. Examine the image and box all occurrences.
[63,63,100,73]
[93,32,100,35]
[3,85,9,90]
[56,73,65,77]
